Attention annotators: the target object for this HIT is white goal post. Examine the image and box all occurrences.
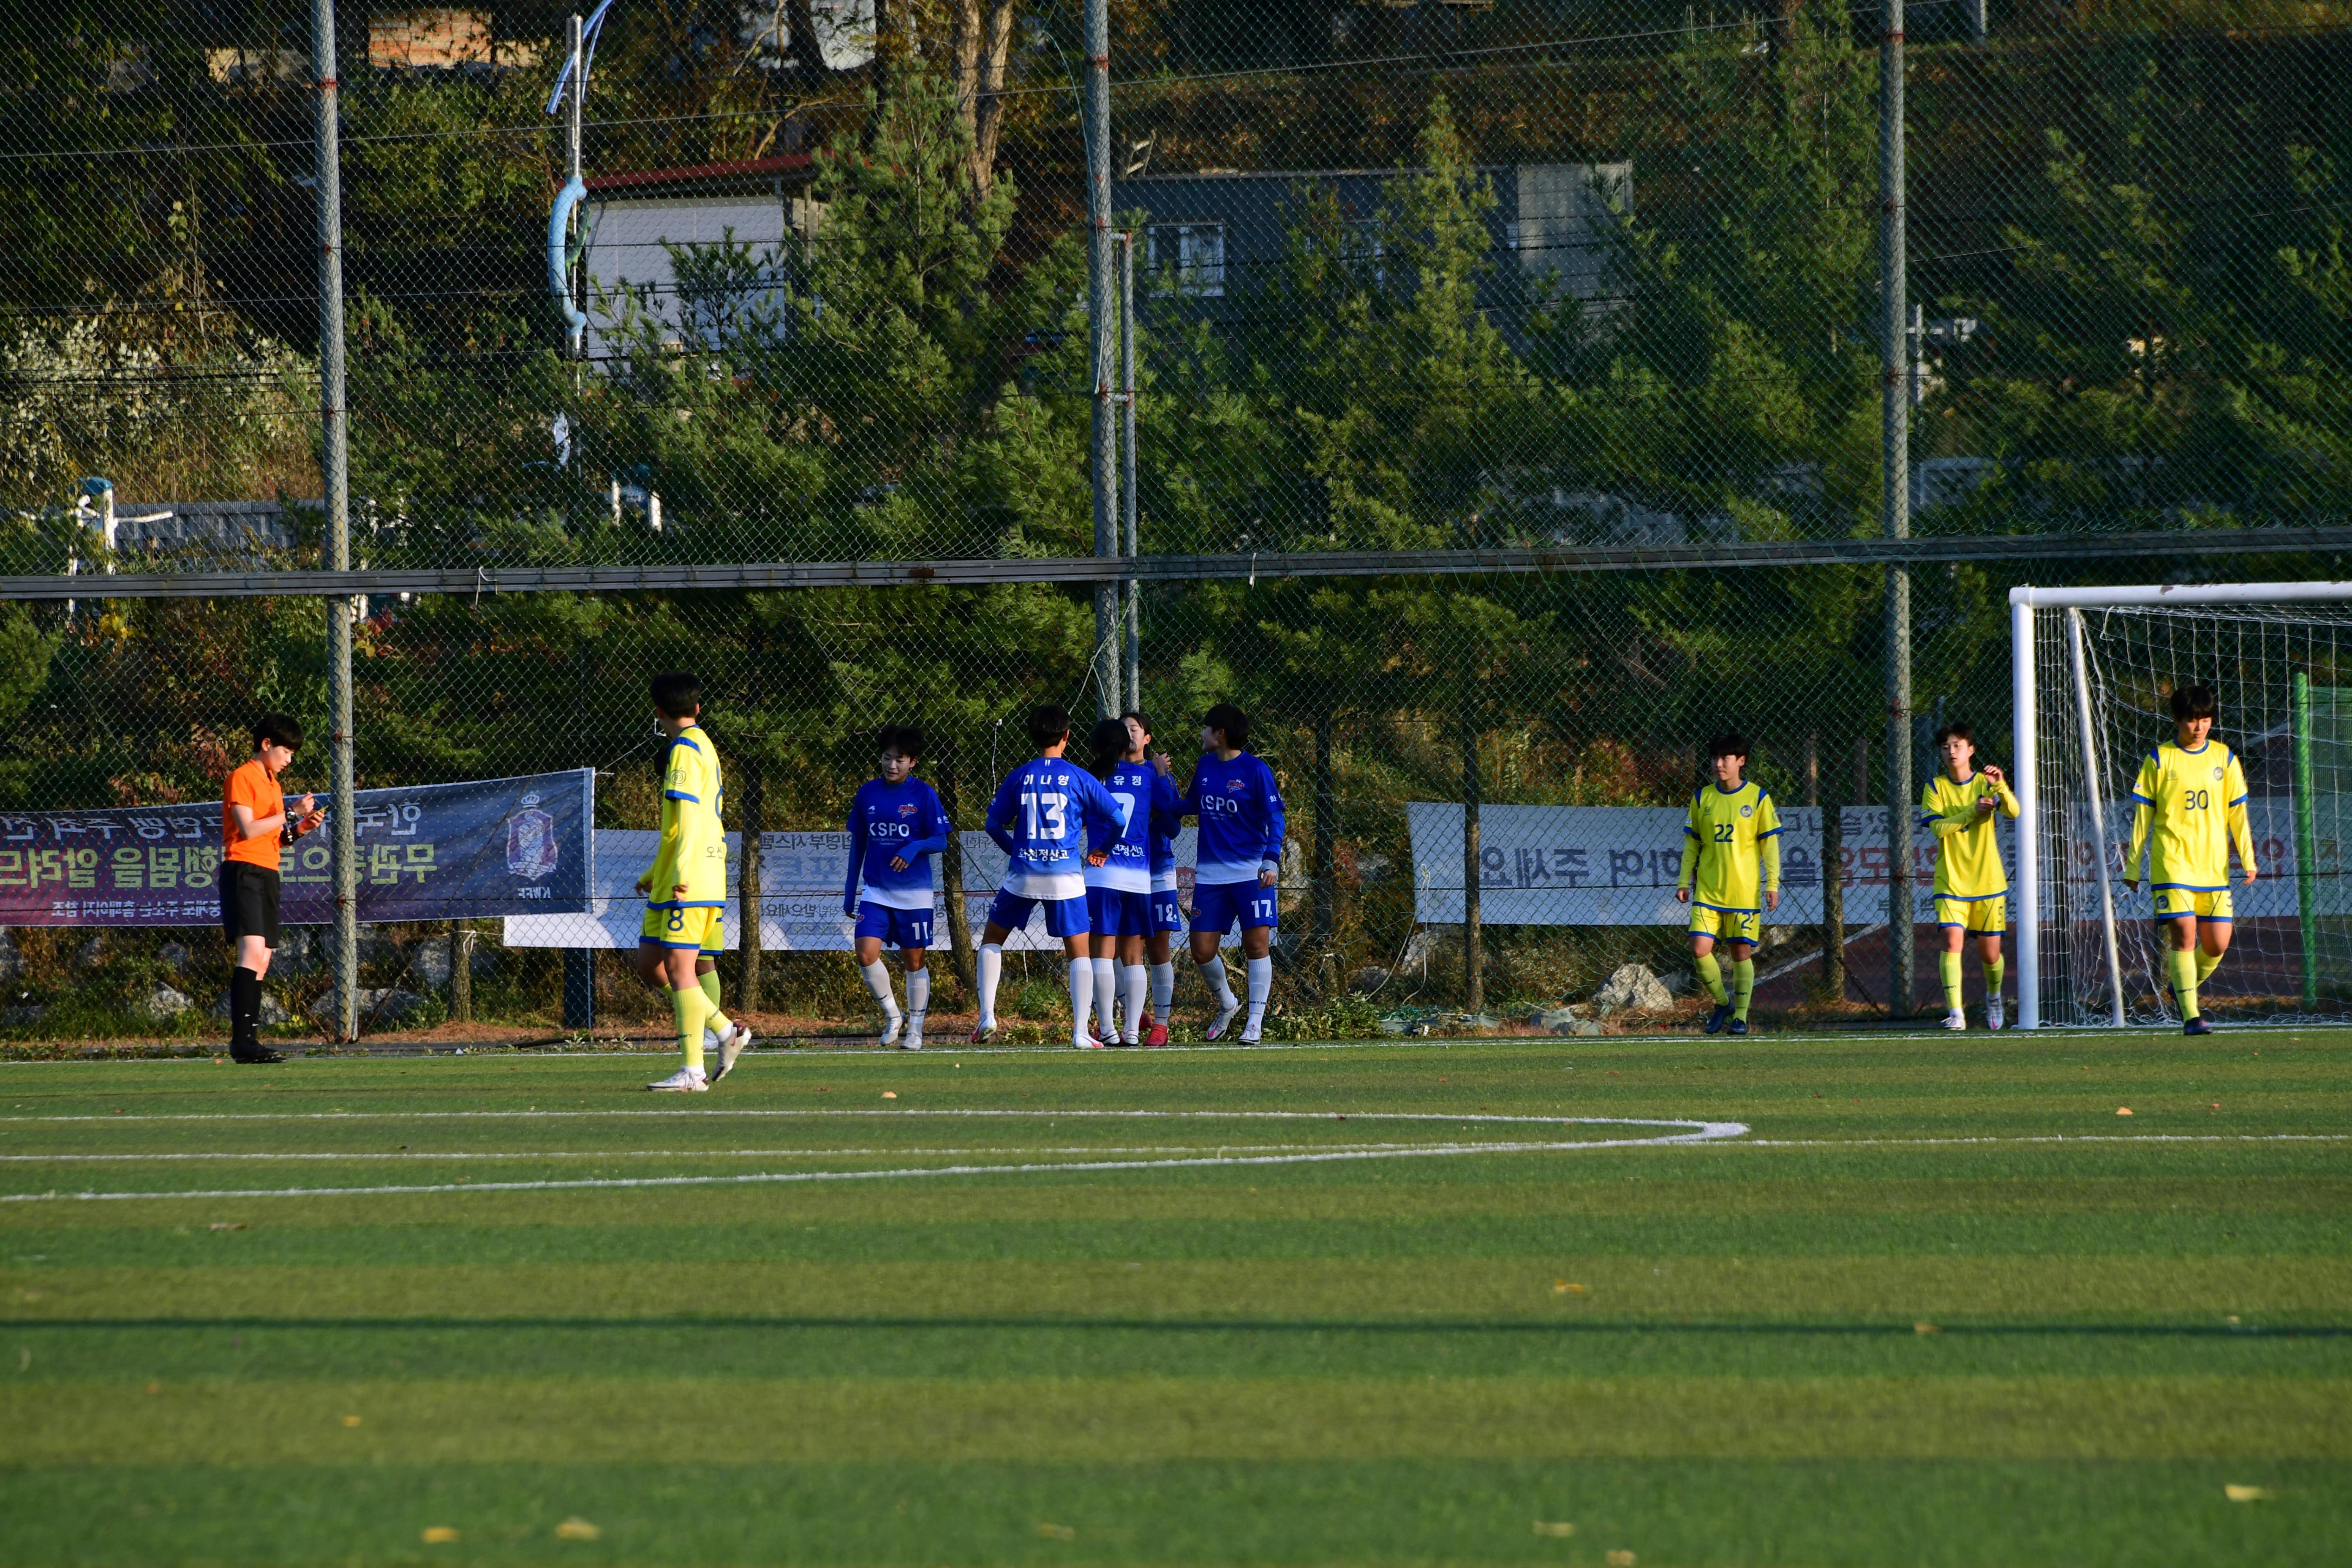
[2011,580,2352,1029]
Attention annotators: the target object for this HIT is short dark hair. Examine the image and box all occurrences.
[2171,683,2218,723]
[878,723,925,760]
[1707,731,1749,761]
[253,713,304,752]
[1026,702,1071,750]
[650,671,702,719]
[1122,710,1153,744]
[1203,702,1251,751]
[1934,722,1975,748]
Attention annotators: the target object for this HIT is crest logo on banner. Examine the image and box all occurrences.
[506,793,559,881]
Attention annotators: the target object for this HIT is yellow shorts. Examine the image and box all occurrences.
[1688,904,1761,945]
[1934,895,2006,936]
[2153,887,2233,923]
[641,905,724,951]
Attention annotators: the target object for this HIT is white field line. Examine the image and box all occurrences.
[0,1141,1469,1163]
[1730,1133,2352,1148]
[0,1119,1748,1202]
[0,1110,1694,1126]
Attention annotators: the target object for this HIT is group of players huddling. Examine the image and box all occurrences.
[613,671,2260,1091]
[634,676,1281,1092]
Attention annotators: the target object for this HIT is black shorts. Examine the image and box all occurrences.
[222,863,282,949]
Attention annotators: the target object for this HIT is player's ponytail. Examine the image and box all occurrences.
[1087,717,1127,781]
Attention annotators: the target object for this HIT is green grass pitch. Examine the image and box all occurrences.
[1,1030,2346,1566]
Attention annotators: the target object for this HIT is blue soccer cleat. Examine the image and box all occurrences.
[1728,1016,1749,1036]
[2184,1016,2214,1036]
[1703,1004,1731,1034]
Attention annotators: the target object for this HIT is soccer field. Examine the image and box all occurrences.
[0,1033,2345,1567]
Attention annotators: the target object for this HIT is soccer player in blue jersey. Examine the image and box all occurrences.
[1126,711,1184,1046]
[1179,702,1286,1043]
[1083,717,1161,1045]
[843,724,954,1050]
[974,703,1123,1047]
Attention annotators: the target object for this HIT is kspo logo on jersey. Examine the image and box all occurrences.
[1202,791,1247,816]
[868,819,914,838]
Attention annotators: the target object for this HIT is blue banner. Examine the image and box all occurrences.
[0,770,594,926]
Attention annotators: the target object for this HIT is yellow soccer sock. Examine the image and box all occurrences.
[672,985,708,1071]
[2195,948,2222,986]
[1731,958,1755,1021]
[2167,947,2200,1021]
[699,969,733,1036]
[1695,952,1727,1005]
[1938,952,1964,1012]
[1984,957,2005,1000]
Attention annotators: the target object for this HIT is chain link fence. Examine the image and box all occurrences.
[0,2,2346,1042]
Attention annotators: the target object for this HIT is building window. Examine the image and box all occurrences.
[1147,223,1226,297]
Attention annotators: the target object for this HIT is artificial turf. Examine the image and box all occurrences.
[0,1032,2345,1566]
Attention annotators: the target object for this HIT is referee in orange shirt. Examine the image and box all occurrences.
[221,714,324,1063]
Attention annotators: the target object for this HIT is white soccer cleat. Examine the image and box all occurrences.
[1942,1008,1967,1032]
[710,1024,754,1083]
[1985,997,2005,1032]
[648,1065,708,1093]
[1072,1034,1102,1049]
[878,1010,905,1048]
[1204,1002,1241,1042]
[970,1018,996,1044]
[900,1032,923,1051]
[1239,1025,1263,1045]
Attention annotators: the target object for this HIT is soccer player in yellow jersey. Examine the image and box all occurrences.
[1676,733,1781,1035]
[2124,683,2257,1036]
[1920,722,2019,1032]
[634,672,749,1090]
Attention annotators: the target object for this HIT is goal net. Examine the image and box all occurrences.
[2014,583,2352,1029]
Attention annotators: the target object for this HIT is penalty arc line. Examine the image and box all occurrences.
[0,1120,1748,1202]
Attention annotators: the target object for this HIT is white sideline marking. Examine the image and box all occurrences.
[1733,1133,2352,1148]
[5,1109,1690,1126]
[0,1116,1747,1202]
[0,1142,1490,1163]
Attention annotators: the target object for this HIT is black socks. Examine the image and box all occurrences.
[231,967,261,1053]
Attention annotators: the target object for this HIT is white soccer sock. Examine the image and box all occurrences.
[1121,964,1148,1043]
[1244,955,1273,1035]
[977,944,1003,1025]
[1150,961,1175,1017]
[1066,959,1094,1045]
[906,968,930,1029]
[1197,955,1237,1013]
[860,959,901,1018]
[1091,957,1117,1040]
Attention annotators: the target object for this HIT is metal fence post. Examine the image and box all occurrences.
[1879,0,1914,1019]
[1085,0,1120,720]
[1119,229,1140,715]
[313,0,359,1043]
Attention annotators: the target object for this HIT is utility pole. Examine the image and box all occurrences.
[1879,0,1914,1018]
[567,11,584,357]
[1119,229,1140,715]
[313,0,359,1042]
[1084,0,1119,719]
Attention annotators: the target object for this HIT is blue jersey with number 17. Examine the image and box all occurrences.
[984,755,1123,901]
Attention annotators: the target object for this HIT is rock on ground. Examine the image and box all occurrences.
[140,985,193,1021]
[1592,962,1674,1015]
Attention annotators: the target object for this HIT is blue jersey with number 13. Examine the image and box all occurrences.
[984,756,1122,901]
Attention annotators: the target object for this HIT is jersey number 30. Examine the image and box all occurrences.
[2181,788,2210,811]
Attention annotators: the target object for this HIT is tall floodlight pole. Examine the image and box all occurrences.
[1879,0,1914,1018]
[1085,0,1119,719]
[1119,230,1139,714]
[313,0,359,1042]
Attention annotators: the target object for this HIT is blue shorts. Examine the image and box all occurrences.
[1151,886,1184,934]
[1191,879,1277,936]
[1087,887,1152,938]
[988,889,1090,939]
[854,900,933,950]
